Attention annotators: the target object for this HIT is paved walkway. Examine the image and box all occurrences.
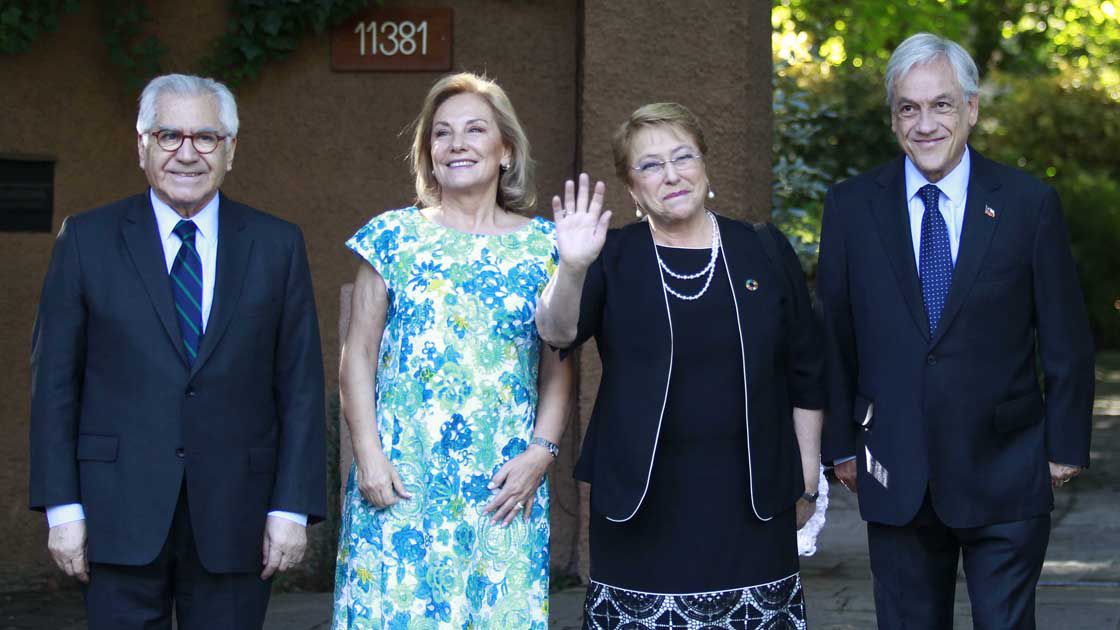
[4,354,1118,628]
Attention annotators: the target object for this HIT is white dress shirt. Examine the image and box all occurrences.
[47,191,306,528]
[905,146,970,266]
[831,149,971,468]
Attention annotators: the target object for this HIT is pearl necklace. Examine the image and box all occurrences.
[654,212,721,301]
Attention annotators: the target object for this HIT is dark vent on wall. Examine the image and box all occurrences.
[0,158,55,233]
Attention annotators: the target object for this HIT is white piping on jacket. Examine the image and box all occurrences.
[605,229,674,523]
[721,225,770,522]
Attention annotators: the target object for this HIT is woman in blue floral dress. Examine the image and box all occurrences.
[332,73,572,629]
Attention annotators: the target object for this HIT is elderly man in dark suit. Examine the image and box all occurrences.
[817,33,1094,629]
[29,74,326,629]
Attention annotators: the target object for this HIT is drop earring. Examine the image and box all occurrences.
[634,203,643,218]
[707,183,716,199]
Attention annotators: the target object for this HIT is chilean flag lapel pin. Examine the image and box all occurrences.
[985,205,996,218]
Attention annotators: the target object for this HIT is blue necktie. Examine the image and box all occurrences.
[918,184,953,337]
[171,220,203,364]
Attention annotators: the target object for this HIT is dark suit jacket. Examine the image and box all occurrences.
[29,192,327,573]
[568,215,824,522]
[818,149,1094,528]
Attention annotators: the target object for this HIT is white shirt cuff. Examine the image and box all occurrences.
[268,510,308,527]
[46,503,86,528]
[831,455,857,466]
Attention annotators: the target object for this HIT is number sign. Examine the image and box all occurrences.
[331,8,453,72]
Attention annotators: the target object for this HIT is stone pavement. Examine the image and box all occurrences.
[3,353,1118,628]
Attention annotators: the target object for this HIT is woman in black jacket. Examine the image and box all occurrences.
[537,103,824,629]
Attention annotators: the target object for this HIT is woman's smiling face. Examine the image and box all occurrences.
[627,124,708,224]
[429,92,510,200]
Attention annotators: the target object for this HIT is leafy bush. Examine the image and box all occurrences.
[975,73,1120,349]
[772,65,894,276]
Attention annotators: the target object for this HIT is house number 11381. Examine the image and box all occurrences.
[353,20,429,56]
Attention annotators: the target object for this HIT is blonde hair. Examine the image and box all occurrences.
[409,73,536,213]
[611,102,708,183]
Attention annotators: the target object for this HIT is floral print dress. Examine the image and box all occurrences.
[333,207,558,629]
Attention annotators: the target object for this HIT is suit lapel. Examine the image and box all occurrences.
[869,158,929,341]
[930,150,1001,347]
[121,193,190,367]
[191,194,253,377]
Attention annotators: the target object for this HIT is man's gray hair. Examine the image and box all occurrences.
[135,74,239,140]
[885,33,980,107]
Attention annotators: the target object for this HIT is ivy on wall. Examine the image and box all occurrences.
[0,0,79,54]
[0,0,377,89]
[100,0,165,90]
[202,0,372,85]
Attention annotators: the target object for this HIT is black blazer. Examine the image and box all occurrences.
[567,214,824,522]
[29,192,327,572]
[818,149,1095,528]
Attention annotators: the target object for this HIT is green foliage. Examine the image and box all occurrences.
[771,65,895,275]
[201,0,372,86]
[0,0,78,54]
[100,0,166,91]
[773,0,972,69]
[774,0,1120,95]
[771,68,842,271]
[1059,171,1120,350]
[975,74,1120,347]
[2,0,376,90]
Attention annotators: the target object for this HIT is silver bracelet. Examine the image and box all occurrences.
[530,436,559,458]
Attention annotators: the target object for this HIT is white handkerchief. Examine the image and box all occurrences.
[865,445,889,488]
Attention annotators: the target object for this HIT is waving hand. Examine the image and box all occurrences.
[553,173,611,271]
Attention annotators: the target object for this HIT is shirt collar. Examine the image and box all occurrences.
[150,190,220,241]
[904,146,971,207]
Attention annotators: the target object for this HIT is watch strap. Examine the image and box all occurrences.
[530,436,559,458]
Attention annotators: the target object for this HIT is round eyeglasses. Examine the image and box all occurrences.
[631,153,704,179]
[148,129,228,154]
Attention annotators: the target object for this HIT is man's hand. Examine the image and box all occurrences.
[835,459,858,493]
[1049,462,1082,489]
[261,515,307,579]
[48,520,89,584]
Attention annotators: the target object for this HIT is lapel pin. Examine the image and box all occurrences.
[985,205,996,218]
[745,279,759,291]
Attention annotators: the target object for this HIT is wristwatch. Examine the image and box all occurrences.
[530,436,560,458]
[800,490,819,503]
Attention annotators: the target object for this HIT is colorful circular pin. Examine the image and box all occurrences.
[745,279,759,291]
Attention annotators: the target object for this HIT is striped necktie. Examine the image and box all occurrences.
[171,220,203,365]
[918,184,953,337]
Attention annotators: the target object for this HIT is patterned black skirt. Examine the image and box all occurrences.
[582,573,806,629]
